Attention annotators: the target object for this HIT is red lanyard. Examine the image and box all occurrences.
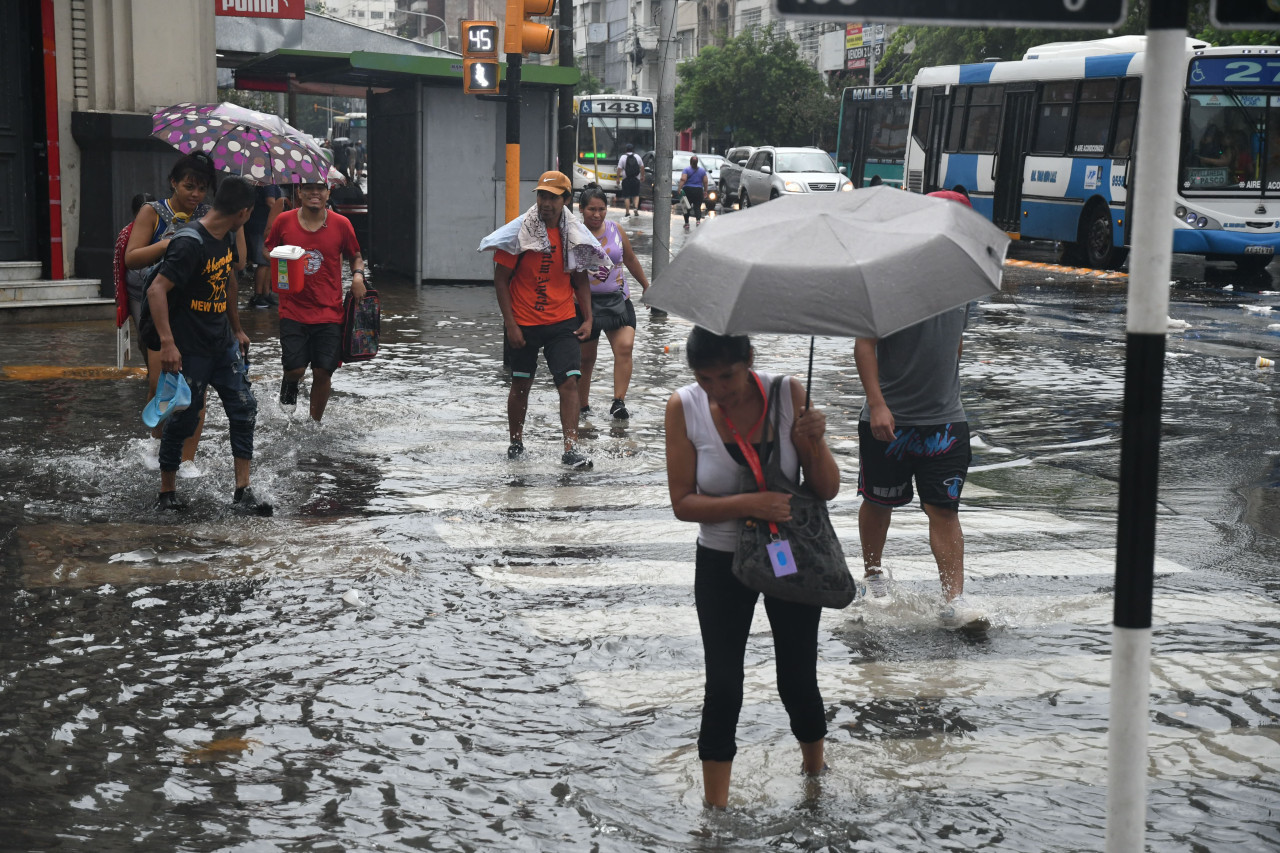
[721,372,779,537]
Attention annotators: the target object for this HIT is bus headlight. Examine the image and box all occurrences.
[1185,211,1199,224]
[1196,216,1208,228]
[1175,206,1187,219]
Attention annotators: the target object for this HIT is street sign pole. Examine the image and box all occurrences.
[652,0,677,282]
[1108,1,1187,849]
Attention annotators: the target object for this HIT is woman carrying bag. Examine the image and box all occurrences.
[663,327,842,808]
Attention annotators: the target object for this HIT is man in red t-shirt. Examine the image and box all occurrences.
[494,171,594,468]
[264,181,365,422]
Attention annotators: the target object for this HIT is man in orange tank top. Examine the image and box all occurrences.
[493,171,595,468]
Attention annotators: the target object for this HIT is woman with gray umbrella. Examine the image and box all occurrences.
[663,327,841,807]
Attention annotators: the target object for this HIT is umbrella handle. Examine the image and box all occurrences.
[805,337,814,412]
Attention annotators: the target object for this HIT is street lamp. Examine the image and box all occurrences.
[402,9,448,45]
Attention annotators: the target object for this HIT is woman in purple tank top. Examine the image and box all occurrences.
[576,184,652,421]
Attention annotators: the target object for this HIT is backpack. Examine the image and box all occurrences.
[137,226,204,351]
[624,153,641,178]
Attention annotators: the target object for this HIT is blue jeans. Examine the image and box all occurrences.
[160,341,257,472]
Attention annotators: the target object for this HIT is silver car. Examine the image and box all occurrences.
[737,146,853,207]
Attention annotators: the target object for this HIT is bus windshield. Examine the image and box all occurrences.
[1183,92,1271,194]
[577,115,654,165]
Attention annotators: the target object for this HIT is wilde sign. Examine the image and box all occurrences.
[775,0,1127,28]
[215,0,306,19]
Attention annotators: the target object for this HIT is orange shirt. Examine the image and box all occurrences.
[495,225,576,326]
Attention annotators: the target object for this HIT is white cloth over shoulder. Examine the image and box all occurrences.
[477,204,611,273]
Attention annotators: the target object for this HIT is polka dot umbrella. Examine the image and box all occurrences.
[151,102,331,185]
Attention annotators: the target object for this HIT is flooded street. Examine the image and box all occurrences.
[1,216,1278,852]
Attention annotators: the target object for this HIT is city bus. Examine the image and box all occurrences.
[571,95,656,193]
[835,84,912,188]
[902,36,1280,271]
[331,112,367,146]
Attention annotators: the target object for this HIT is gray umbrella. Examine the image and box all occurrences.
[641,185,1009,340]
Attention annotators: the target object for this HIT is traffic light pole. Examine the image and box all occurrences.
[505,53,522,222]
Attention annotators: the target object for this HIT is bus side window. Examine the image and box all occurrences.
[912,89,935,149]
[1033,80,1077,155]
[962,85,1004,153]
[946,87,968,152]
[1072,79,1118,156]
[1111,79,1141,157]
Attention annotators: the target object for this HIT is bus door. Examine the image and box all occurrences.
[846,102,871,187]
[923,88,949,193]
[993,87,1034,233]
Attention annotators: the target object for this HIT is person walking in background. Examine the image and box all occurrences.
[575,184,651,421]
[677,154,709,229]
[617,143,644,218]
[245,184,286,309]
[142,177,271,516]
[663,328,840,808]
[264,180,365,423]
[853,190,985,629]
[352,139,367,184]
[490,171,596,468]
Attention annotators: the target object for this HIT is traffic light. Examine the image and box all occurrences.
[461,21,501,95]
[504,0,556,55]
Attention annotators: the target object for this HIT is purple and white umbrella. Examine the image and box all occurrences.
[151,102,332,185]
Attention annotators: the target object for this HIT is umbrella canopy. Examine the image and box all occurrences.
[642,186,1009,339]
[151,102,331,185]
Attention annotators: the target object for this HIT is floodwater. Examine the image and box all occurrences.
[0,227,1278,852]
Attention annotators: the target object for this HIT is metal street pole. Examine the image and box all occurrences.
[505,53,523,222]
[652,0,677,282]
[557,0,575,184]
[1106,1,1188,850]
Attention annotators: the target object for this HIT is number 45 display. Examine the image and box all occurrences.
[461,21,501,95]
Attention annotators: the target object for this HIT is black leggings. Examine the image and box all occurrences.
[683,187,705,223]
[694,543,827,762]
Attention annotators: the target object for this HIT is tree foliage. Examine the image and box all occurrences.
[876,0,1278,85]
[675,29,836,149]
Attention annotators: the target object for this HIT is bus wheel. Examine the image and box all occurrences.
[1074,203,1124,269]
[1235,254,1273,273]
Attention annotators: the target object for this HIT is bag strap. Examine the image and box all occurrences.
[722,372,782,538]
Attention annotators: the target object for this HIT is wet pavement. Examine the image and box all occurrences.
[1,208,1278,852]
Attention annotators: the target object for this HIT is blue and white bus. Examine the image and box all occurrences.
[836,84,912,189]
[571,95,656,193]
[902,36,1280,270]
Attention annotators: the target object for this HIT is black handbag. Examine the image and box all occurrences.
[729,375,856,609]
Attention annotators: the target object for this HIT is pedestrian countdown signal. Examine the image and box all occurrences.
[461,20,501,95]
[464,60,501,94]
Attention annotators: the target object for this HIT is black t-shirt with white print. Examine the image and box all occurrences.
[151,222,238,359]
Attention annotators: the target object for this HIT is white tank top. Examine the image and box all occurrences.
[675,371,800,552]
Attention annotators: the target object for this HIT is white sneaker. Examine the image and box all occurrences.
[142,438,161,470]
[939,595,989,629]
[177,460,203,479]
[864,567,892,599]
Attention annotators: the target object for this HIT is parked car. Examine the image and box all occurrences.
[641,151,721,208]
[717,145,756,209]
[737,146,853,208]
[642,150,695,202]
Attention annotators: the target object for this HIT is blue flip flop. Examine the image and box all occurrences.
[142,371,192,428]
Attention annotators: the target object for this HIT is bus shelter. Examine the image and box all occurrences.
[233,50,578,283]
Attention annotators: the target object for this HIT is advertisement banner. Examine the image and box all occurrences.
[215,0,306,20]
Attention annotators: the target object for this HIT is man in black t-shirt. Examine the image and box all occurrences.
[145,176,272,515]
